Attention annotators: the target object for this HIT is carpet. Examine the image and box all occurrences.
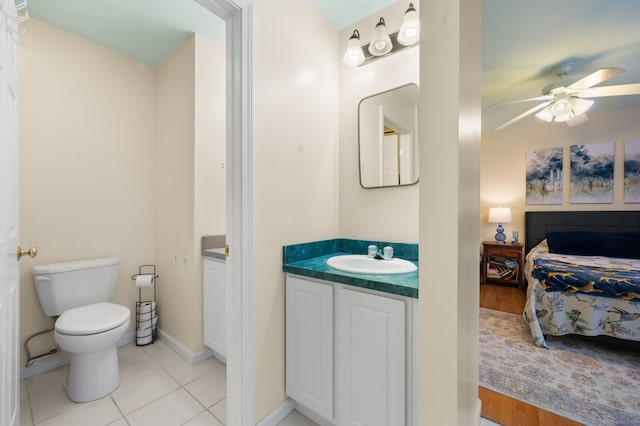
[479,307,640,426]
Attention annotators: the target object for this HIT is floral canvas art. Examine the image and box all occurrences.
[570,142,615,204]
[525,147,562,205]
[624,139,640,203]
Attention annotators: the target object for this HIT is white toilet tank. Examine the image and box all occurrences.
[33,257,120,317]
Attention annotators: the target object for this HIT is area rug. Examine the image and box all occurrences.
[479,307,640,426]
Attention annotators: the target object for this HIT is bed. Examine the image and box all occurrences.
[523,211,640,348]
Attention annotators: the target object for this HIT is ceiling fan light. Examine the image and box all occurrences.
[567,113,589,127]
[368,17,392,56]
[398,3,420,46]
[343,29,365,66]
[552,99,571,114]
[553,111,575,122]
[570,98,594,116]
[535,106,554,122]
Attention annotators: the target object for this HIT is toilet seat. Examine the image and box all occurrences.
[56,302,130,336]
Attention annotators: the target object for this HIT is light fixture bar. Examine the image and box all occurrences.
[356,31,418,67]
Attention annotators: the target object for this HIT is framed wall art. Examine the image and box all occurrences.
[570,142,615,204]
[525,147,563,205]
[624,138,640,203]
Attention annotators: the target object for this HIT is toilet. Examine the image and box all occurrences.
[33,257,130,403]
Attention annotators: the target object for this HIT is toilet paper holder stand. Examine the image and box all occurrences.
[131,265,159,346]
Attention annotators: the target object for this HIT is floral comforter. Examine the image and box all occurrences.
[523,240,640,348]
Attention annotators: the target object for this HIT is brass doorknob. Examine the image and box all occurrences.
[17,246,38,261]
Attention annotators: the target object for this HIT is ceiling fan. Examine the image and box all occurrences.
[493,63,640,131]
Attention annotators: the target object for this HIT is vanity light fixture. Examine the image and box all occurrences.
[398,3,419,46]
[343,29,365,67]
[368,17,392,56]
[343,3,420,67]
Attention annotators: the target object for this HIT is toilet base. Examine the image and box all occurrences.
[63,346,120,403]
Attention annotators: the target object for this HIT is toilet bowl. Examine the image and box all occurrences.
[54,302,130,402]
[33,258,131,403]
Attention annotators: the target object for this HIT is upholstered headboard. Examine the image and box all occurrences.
[524,211,640,255]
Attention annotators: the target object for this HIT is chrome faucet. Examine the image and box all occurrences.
[368,245,394,260]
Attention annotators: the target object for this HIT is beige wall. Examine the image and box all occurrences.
[194,35,226,349]
[19,18,156,364]
[19,20,225,364]
[481,107,640,244]
[253,0,339,420]
[338,1,419,243]
[155,38,198,351]
[155,34,225,354]
[419,0,482,423]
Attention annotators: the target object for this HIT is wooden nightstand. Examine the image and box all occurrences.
[481,241,524,289]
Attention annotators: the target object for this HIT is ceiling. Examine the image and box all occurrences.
[26,0,225,67]
[482,0,640,131]
[24,0,640,131]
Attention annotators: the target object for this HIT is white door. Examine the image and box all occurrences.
[1,1,21,424]
[382,134,399,186]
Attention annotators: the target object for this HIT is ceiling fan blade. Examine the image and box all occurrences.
[490,95,552,107]
[577,83,640,98]
[494,101,552,131]
[567,68,625,90]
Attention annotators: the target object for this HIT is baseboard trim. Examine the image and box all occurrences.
[156,328,214,365]
[20,331,136,380]
[20,328,216,379]
[256,398,295,426]
[20,351,70,380]
[294,403,334,426]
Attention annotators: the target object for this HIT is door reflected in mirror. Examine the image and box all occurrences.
[358,83,419,188]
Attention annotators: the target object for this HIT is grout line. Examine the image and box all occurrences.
[208,398,226,425]
[23,342,227,426]
[110,396,130,425]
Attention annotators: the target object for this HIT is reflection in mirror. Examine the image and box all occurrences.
[358,83,419,188]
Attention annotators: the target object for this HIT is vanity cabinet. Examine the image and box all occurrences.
[286,276,334,419]
[286,274,412,426]
[203,257,226,358]
[337,287,406,426]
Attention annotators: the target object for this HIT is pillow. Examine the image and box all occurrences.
[546,231,640,259]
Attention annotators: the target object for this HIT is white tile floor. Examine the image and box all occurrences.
[20,340,313,426]
[20,340,501,425]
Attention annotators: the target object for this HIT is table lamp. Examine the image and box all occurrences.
[488,207,511,244]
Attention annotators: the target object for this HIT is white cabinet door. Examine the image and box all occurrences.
[337,287,406,426]
[203,258,226,357]
[286,276,333,420]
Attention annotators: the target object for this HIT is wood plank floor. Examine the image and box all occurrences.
[479,284,583,426]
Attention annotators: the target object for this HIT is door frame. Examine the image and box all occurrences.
[194,1,255,425]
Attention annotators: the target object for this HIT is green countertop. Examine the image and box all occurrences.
[283,252,418,298]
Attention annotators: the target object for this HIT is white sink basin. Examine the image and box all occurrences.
[326,255,417,275]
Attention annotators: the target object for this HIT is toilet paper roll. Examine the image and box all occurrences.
[135,274,154,288]
[137,316,158,330]
[137,302,156,322]
[137,301,155,314]
[137,335,152,345]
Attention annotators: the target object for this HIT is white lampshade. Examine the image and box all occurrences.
[368,17,392,56]
[398,3,420,46]
[343,29,365,66]
[570,98,594,116]
[488,207,512,224]
[536,97,594,123]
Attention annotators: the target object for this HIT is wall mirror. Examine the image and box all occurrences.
[358,83,420,188]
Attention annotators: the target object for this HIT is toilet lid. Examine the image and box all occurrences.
[56,302,130,336]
